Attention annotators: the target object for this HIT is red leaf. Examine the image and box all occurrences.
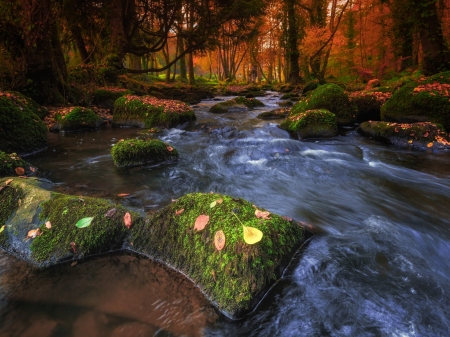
[117,193,130,197]
[194,214,209,230]
[70,242,77,253]
[124,212,132,229]
[15,167,25,176]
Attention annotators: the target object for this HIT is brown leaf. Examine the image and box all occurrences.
[70,242,77,253]
[194,214,209,230]
[117,193,130,197]
[5,179,13,185]
[71,261,77,267]
[104,208,117,218]
[216,198,223,204]
[29,166,36,173]
[45,221,52,229]
[175,209,184,216]
[27,228,41,239]
[166,146,174,152]
[124,212,132,229]
[214,230,226,251]
[15,167,25,176]
[255,209,271,220]
[423,131,430,138]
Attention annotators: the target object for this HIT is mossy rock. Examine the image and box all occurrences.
[350,92,388,122]
[0,151,37,177]
[257,108,290,120]
[111,138,179,167]
[380,72,450,131]
[113,95,196,128]
[131,192,307,318]
[0,93,47,155]
[280,109,338,139]
[57,107,106,132]
[0,179,310,319]
[93,88,132,110]
[291,84,358,126]
[358,121,450,150]
[209,96,264,113]
[5,91,49,119]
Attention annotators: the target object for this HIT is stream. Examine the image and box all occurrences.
[1,92,450,336]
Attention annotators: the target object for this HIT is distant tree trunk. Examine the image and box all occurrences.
[109,0,127,62]
[178,36,187,80]
[188,52,196,85]
[286,0,301,83]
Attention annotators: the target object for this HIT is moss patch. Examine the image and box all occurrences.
[58,107,106,131]
[111,138,179,167]
[113,94,196,128]
[358,121,450,150]
[381,71,450,131]
[4,91,49,119]
[93,87,132,110]
[291,83,358,126]
[209,96,264,113]
[131,192,305,317]
[0,178,24,247]
[0,151,37,177]
[280,109,338,139]
[31,194,142,265]
[0,93,47,155]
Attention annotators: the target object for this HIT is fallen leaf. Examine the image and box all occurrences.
[194,214,209,230]
[166,146,173,152]
[210,200,217,208]
[427,142,433,148]
[104,208,116,218]
[0,225,4,233]
[117,193,130,197]
[70,242,77,253]
[408,139,413,144]
[75,217,94,228]
[211,270,216,282]
[71,261,77,267]
[216,198,223,204]
[214,230,226,251]
[255,209,271,220]
[27,228,41,239]
[5,179,13,185]
[124,212,132,229]
[243,225,263,244]
[29,166,36,172]
[175,209,184,216]
[15,167,25,176]
[423,131,429,138]
[45,221,52,229]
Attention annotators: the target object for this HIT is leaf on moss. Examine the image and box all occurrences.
[27,228,41,238]
[0,225,4,233]
[216,198,223,204]
[15,167,25,176]
[166,146,174,152]
[124,212,132,229]
[104,208,116,218]
[70,242,77,253]
[45,221,52,229]
[194,214,209,230]
[214,230,225,251]
[75,217,94,228]
[117,193,130,197]
[5,179,13,185]
[243,225,263,244]
[210,200,217,208]
[255,209,271,220]
[175,209,184,216]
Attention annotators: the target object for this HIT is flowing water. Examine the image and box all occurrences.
[1,93,450,336]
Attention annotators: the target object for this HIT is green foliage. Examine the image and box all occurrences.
[131,192,304,316]
[0,179,24,246]
[0,94,47,155]
[111,138,178,167]
[291,84,358,125]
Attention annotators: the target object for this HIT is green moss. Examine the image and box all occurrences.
[111,138,179,167]
[131,192,304,317]
[291,83,358,126]
[5,91,48,119]
[280,109,338,139]
[60,107,105,131]
[302,81,319,94]
[0,94,47,155]
[0,178,24,246]
[31,194,142,263]
[381,71,450,131]
[113,95,196,128]
[0,151,32,177]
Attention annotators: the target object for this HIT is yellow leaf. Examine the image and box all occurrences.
[210,200,217,208]
[0,225,4,233]
[243,225,263,244]
[408,139,413,144]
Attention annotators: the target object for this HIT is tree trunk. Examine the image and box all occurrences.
[188,52,196,85]
[286,0,301,83]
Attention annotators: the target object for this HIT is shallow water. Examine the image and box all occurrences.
[1,93,450,336]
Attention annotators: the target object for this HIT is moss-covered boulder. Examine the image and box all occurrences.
[111,138,179,167]
[380,72,450,131]
[0,178,310,319]
[349,92,392,123]
[358,121,450,150]
[93,87,132,110]
[291,83,358,126]
[209,96,264,113]
[280,109,338,139]
[0,92,47,155]
[257,108,290,120]
[132,192,306,318]
[113,94,196,128]
[4,91,49,119]
[52,107,106,132]
[0,151,37,177]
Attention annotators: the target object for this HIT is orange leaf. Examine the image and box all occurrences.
[427,142,433,148]
[216,198,223,204]
[124,212,132,229]
[27,228,41,239]
[175,209,184,216]
[214,230,225,251]
[117,193,130,197]
[5,179,13,185]
[194,214,209,230]
[255,209,271,220]
[15,167,25,176]
[166,146,173,152]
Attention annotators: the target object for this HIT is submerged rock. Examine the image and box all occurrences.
[113,94,196,128]
[209,96,264,113]
[0,92,48,155]
[0,178,310,319]
[111,138,179,167]
[358,121,450,150]
[257,108,290,120]
[280,109,338,139]
[291,83,358,126]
